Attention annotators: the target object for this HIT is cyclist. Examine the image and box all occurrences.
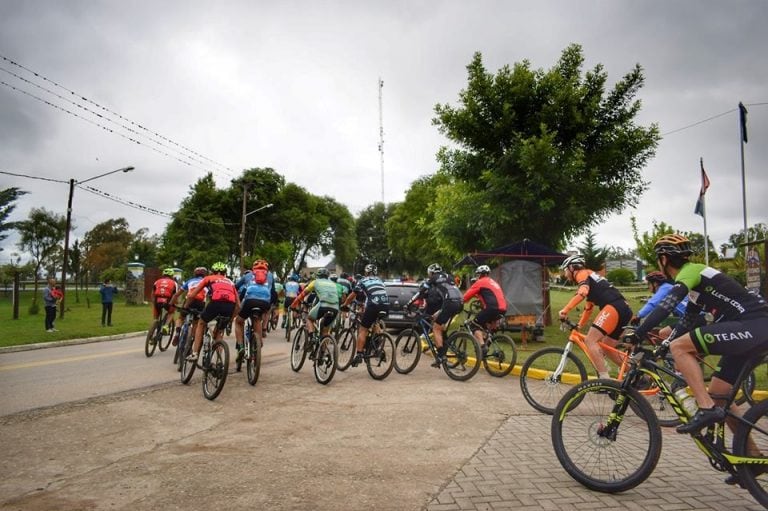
[406,263,463,367]
[234,260,273,367]
[151,268,179,339]
[558,254,633,380]
[272,278,284,330]
[169,266,208,347]
[634,270,688,326]
[283,273,301,328]
[628,234,768,438]
[290,268,340,339]
[341,263,389,367]
[462,264,507,355]
[184,262,240,361]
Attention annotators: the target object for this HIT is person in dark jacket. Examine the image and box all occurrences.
[99,279,118,326]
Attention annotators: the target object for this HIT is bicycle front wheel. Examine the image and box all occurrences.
[145,321,159,357]
[732,398,768,507]
[552,379,662,493]
[520,347,588,414]
[202,340,230,400]
[394,328,422,375]
[366,332,395,380]
[290,328,308,372]
[443,332,481,381]
[335,327,356,371]
[483,333,517,378]
[246,335,261,386]
[314,335,337,385]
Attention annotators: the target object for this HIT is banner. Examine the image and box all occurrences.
[694,161,711,217]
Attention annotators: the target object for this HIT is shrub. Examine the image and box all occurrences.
[607,267,635,286]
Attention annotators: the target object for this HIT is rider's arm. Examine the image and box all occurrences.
[184,278,207,308]
[635,282,689,339]
[577,301,594,330]
[291,281,313,309]
[462,282,479,302]
[341,291,356,308]
[559,284,588,318]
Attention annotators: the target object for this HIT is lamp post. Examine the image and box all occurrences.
[239,199,274,274]
[60,166,134,319]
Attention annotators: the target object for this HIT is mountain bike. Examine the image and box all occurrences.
[394,308,481,381]
[145,303,175,357]
[519,319,683,426]
[354,309,395,380]
[454,310,517,377]
[336,305,384,372]
[173,307,201,371]
[235,307,263,386]
[551,333,768,507]
[179,315,231,400]
[289,310,337,384]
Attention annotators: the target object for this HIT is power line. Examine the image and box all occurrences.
[0,169,68,184]
[661,102,767,137]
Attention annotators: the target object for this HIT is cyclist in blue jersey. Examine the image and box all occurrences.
[342,264,389,367]
[234,260,275,367]
[169,266,208,347]
[283,274,301,328]
[634,271,688,326]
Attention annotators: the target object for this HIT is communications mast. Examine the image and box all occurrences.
[378,77,384,203]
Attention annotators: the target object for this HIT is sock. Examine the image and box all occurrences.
[598,371,610,379]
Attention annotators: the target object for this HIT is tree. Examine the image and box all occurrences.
[631,216,676,267]
[727,223,768,257]
[0,187,28,250]
[579,231,609,271]
[355,203,395,276]
[432,45,659,251]
[16,208,67,306]
[82,218,134,279]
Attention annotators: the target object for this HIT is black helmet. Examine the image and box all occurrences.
[316,268,330,279]
[645,271,668,284]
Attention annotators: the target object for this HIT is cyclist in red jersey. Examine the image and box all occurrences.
[558,254,633,380]
[184,262,240,361]
[462,265,507,354]
[152,268,179,334]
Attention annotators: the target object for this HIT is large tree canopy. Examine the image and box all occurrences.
[0,187,28,250]
[431,44,659,252]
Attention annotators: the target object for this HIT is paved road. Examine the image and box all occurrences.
[0,332,763,510]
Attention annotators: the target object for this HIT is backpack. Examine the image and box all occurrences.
[253,268,268,285]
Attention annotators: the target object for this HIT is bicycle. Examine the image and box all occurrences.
[519,319,683,426]
[235,307,263,386]
[550,333,768,507]
[289,309,338,384]
[173,307,201,371]
[179,314,231,400]
[394,307,481,381]
[352,309,395,380]
[145,303,175,357]
[335,305,374,372]
[455,310,517,378]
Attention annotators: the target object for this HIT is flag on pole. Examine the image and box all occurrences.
[739,102,748,143]
[694,159,711,217]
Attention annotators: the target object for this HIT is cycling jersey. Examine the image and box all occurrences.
[463,276,507,311]
[637,282,687,319]
[197,275,238,303]
[153,276,178,302]
[560,269,631,334]
[410,271,462,313]
[181,276,207,302]
[352,276,389,306]
[284,280,300,298]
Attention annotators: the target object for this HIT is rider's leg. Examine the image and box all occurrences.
[235,316,245,348]
[670,335,714,408]
[189,318,205,357]
[584,327,612,378]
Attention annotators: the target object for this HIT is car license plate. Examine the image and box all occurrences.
[388,313,403,319]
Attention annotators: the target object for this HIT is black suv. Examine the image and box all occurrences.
[384,281,420,330]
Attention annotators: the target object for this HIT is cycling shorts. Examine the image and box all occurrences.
[691,316,768,385]
[153,301,175,319]
[201,301,236,323]
[238,298,271,320]
[474,308,506,331]
[589,300,632,340]
[180,299,205,318]
[360,302,388,329]
[309,304,338,327]
[435,299,463,327]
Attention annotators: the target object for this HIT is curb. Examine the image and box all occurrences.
[0,332,146,354]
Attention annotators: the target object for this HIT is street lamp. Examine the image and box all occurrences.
[60,166,134,319]
[239,201,274,273]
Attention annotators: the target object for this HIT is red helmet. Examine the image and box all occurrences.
[252,259,268,271]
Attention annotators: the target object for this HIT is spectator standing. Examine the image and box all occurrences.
[99,279,118,327]
[43,278,62,332]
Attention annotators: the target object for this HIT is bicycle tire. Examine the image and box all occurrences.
[270,311,279,332]
[180,333,197,384]
[483,333,517,378]
[394,328,422,374]
[173,323,189,367]
[551,379,662,493]
[335,327,356,371]
[520,347,588,414]
[290,327,308,372]
[366,332,395,380]
[743,358,768,406]
[202,339,229,400]
[246,333,261,386]
[732,398,768,507]
[443,331,481,381]
[158,322,174,352]
[237,320,251,373]
[145,321,159,357]
[314,335,337,385]
[284,313,293,342]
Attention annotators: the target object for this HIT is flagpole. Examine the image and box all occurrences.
[739,102,749,248]
[701,157,710,266]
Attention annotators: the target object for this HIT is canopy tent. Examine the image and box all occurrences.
[455,238,569,267]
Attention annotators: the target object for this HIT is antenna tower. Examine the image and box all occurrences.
[378,77,385,203]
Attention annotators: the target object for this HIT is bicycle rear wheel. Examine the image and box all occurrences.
[246,334,261,386]
[158,322,175,352]
[145,321,159,357]
[180,333,196,384]
[366,332,394,380]
[443,332,481,381]
[314,335,337,385]
[290,327,308,372]
[173,323,189,367]
[335,327,356,371]
[483,333,517,377]
[743,358,768,405]
[202,340,230,400]
[732,399,768,507]
[551,379,662,493]
[520,347,588,414]
[394,328,422,375]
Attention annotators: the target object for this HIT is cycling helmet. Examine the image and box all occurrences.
[330,273,338,281]
[653,234,693,257]
[340,272,349,279]
[645,271,668,284]
[290,273,300,281]
[211,261,227,273]
[194,266,208,277]
[355,273,363,280]
[427,263,442,274]
[475,264,491,275]
[252,259,268,270]
[560,255,585,271]
[364,263,377,275]
[162,268,175,277]
[316,268,330,279]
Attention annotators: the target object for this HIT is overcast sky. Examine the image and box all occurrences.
[1,0,766,266]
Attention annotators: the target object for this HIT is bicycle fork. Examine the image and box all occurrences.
[551,341,575,381]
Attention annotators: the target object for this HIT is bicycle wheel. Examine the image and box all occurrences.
[732,399,768,507]
[145,321,159,357]
[483,333,517,378]
[443,332,481,381]
[394,328,422,375]
[290,327,308,372]
[520,347,588,414]
[236,321,250,373]
[246,333,261,386]
[366,332,395,380]
[743,358,768,405]
[173,323,189,367]
[314,335,337,385]
[640,363,682,428]
[202,340,230,400]
[551,379,662,493]
[158,322,175,352]
[180,333,197,384]
[270,311,279,332]
[336,327,356,371]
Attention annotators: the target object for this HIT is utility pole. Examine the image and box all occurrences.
[378,77,385,204]
[239,183,248,274]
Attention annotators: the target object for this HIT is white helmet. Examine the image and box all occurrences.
[475,265,491,275]
[560,254,585,271]
[427,263,442,274]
